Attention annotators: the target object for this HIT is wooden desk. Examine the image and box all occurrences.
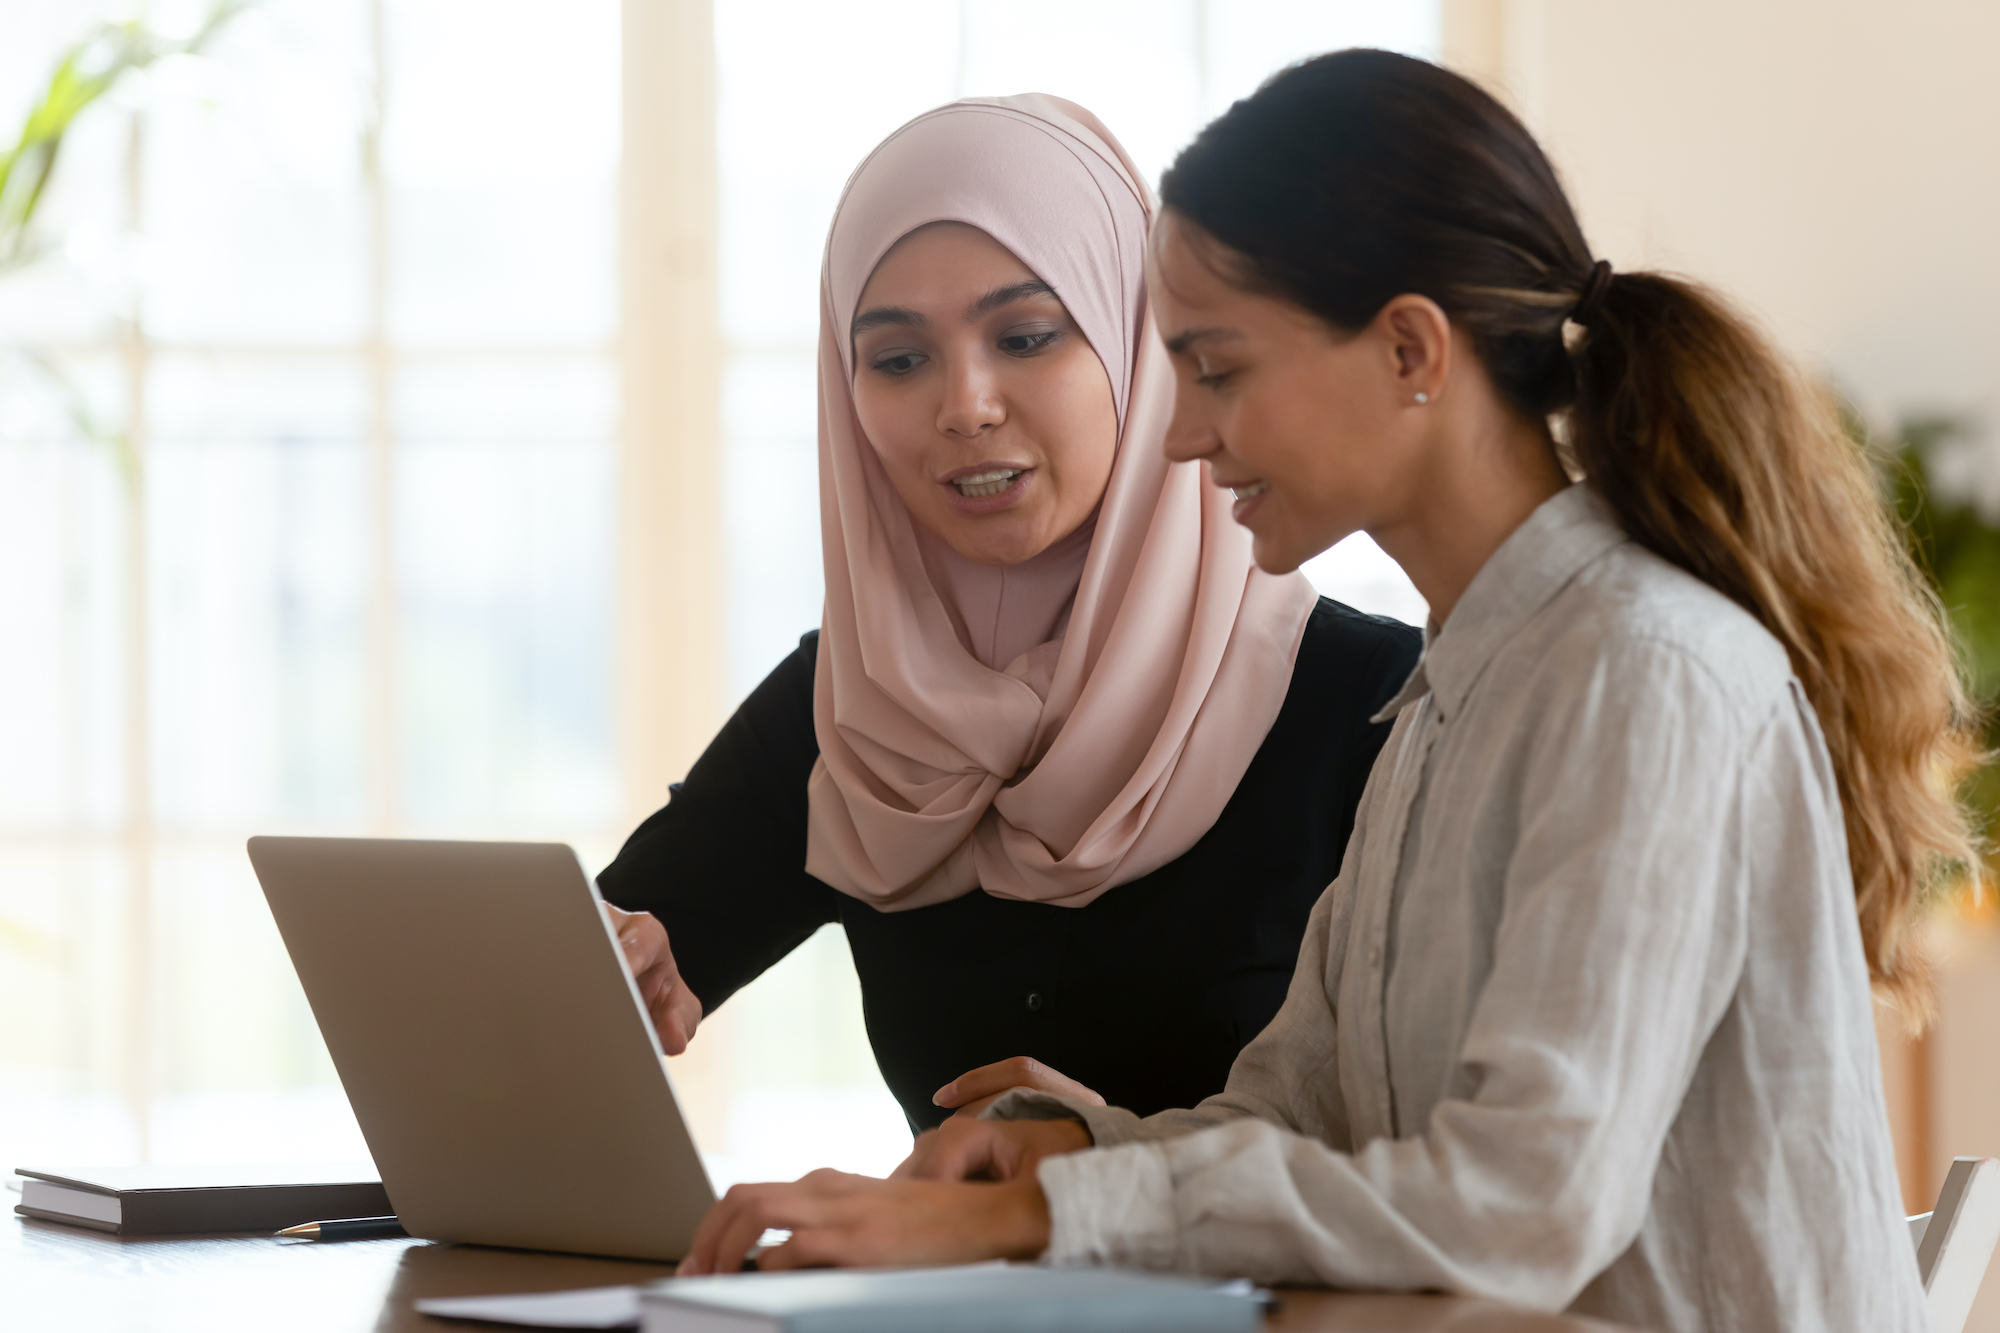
[5,1214,1638,1332]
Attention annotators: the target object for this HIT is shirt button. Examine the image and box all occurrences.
[1025,991,1043,1012]
[1368,945,1383,969]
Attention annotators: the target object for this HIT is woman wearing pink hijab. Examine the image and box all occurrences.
[597,95,1417,1132]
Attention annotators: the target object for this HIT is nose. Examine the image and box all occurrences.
[936,353,1005,438]
[1161,387,1220,464]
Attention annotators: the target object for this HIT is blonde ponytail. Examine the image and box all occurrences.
[1569,272,1984,1016]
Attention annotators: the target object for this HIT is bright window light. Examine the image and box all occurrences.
[0,0,622,1174]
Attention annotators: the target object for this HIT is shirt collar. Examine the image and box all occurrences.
[1370,485,1630,724]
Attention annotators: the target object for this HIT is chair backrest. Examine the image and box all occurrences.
[1910,1157,2000,1333]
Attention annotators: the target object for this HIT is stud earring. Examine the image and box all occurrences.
[1414,392,1429,405]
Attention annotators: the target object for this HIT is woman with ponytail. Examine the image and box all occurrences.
[677,50,1982,1332]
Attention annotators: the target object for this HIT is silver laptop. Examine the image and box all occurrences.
[247,836,715,1261]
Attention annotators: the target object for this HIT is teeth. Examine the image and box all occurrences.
[954,469,1021,498]
[1231,481,1270,501]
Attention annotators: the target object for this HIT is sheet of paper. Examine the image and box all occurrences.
[412,1284,640,1329]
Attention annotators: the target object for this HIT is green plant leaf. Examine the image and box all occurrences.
[1864,405,2000,880]
[1,2,252,271]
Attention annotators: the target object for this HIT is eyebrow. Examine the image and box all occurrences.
[849,279,1059,340]
[1163,326,1245,355]
[966,279,1056,319]
[851,305,925,336]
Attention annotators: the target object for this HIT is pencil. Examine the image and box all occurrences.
[275,1216,407,1241]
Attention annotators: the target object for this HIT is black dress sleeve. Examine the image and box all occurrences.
[595,632,837,1013]
[840,597,1425,1129]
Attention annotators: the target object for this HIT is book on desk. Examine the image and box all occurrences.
[12,1163,389,1236]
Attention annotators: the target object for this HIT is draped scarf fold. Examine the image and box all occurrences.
[805,94,1318,912]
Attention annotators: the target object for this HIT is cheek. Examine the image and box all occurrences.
[1222,374,1313,479]
[1242,362,1375,489]
[852,381,932,485]
[1023,354,1118,490]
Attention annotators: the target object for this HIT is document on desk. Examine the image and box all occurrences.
[413,1268,1264,1331]
[412,1284,642,1329]
[640,1265,1263,1332]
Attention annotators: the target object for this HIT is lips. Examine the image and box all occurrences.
[1214,474,1271,526]
[953,468,1022,498]
[939,463,1034,516]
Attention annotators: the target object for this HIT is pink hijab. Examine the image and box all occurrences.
[806,95,1318,912]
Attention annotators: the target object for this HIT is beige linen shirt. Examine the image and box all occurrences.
[997,485,1925,1333]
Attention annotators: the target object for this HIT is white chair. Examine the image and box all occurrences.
[1909,1157,2000,1333]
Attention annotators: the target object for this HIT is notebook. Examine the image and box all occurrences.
[638,1265,1264,1332]
[12,1162,389,1235]
[413,1285,644,1329]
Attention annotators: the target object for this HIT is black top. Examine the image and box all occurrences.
[599,597,1420,1133]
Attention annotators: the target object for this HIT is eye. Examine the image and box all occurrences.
[998,330,1059,356]
[870,351,926,376]
[1191,353,1239,390]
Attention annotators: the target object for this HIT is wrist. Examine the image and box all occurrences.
[1021,1117,1091,1162]
[994,1173,1052,1261]
[1052,1117,1092,1151]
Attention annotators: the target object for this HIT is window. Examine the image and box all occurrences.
[0,0,621,1168]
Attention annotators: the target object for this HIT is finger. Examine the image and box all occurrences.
[647,975,686,1054]
[1003,1061,1107,1107]
[686,1184,790,1277]
[1004,1058,1106,1107]
[670,984,703,1043]
[765,1180,1039,1270]
[615,916,699,1053]
[655,1004,690,1056]
[618,935,658,983]
[753,1234,810,1271]
[948,1091,1006,1120]
[890,1128,939,1181]
[893,1126,948,1181]
[607,905,653,949]
[611,913,673,991]
[619,915,668,973]
[710,1202,785,1278]
[753,1178,880,1270]
[933,1057,1108,1110]
[757,1222,851,1271]
[932,1056,1045,1108]
[653,978,702,1055]
[605,906,648,969]
[631,961,681,1053]
[902,1122,1003,1183]
[926,1120,1089,1183]
[696,1178,850,1276]
[680,1188,745,1276]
